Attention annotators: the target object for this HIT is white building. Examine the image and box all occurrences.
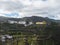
[18,21,26,24]
[8,20,17,24]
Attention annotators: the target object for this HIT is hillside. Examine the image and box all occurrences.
[0,16,60,24]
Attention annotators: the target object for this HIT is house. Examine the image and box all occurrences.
[8,20,17,24]
[18,21,26,24]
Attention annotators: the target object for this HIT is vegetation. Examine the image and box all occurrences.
[0,21,60,45]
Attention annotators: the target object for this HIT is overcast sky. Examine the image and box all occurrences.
[0,0,60,20]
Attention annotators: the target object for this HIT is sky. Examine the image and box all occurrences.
[0,0,60,20]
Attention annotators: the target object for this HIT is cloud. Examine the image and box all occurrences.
[48,7,60,20]
[0,0,60,20]
[0,0,48,11]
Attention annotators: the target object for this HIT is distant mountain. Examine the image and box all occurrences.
[54,20,60,23]
[23,16,58,24]
[0,16,60,24]
[0,16,8,22]
[0,16,23,22]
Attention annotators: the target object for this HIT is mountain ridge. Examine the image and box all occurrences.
[0,16,60,23]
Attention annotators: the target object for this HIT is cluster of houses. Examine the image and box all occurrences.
[8,20,33,26]
[8,20,47,26]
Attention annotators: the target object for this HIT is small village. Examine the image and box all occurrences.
[0,17,59,45]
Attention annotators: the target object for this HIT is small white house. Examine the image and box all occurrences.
[18,21,26,24]
[8,20,17,24]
